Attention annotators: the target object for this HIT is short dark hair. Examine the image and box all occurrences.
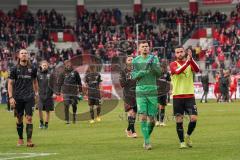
[121,55,133,64]
[175,45,184,50]
[138,40,149,46]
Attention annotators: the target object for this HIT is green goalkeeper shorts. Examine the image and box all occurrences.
[136,96,158,117]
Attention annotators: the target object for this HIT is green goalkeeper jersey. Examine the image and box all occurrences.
[131,54,161,96]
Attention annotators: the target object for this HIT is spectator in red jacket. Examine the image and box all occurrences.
[211,60,218,77]
[218,51,225,69]
[214,72,221,99]
[230,74,238,101]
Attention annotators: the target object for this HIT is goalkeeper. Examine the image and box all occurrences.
[131,41,161,150]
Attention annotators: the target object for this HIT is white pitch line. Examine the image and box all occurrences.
[0,153,58,160]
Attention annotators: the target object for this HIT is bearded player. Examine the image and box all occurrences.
[170,46,200,149]
[8,49,38,147]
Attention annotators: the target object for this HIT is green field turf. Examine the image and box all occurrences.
[0,100,240,160]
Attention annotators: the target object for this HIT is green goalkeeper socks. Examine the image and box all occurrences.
[141,121,150,144]
[147,122,155,136]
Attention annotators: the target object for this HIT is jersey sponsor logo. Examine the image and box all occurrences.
[159,78,167,82]
[17,75,32,79]
[28,68,32,73]
[70,72,75,77]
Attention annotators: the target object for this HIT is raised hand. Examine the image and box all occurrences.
[187,49,192,60]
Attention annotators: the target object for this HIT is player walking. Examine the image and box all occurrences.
[132,41,161,150]
[37,60,55,129]
[119,56,137,138]
[170,46,200,149]
[8,49,38,147]
[84,64,102,124]
[200,72,209,103]
[58,60,82,124]
[156,62,171,127]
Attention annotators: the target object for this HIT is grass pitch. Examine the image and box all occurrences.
[0,100,240,160]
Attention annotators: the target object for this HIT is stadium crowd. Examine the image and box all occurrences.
[0,5,240,103]
[0,7,239,65]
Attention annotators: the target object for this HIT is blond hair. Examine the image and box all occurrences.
[17,49,31,68]
[40,60,49,66]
